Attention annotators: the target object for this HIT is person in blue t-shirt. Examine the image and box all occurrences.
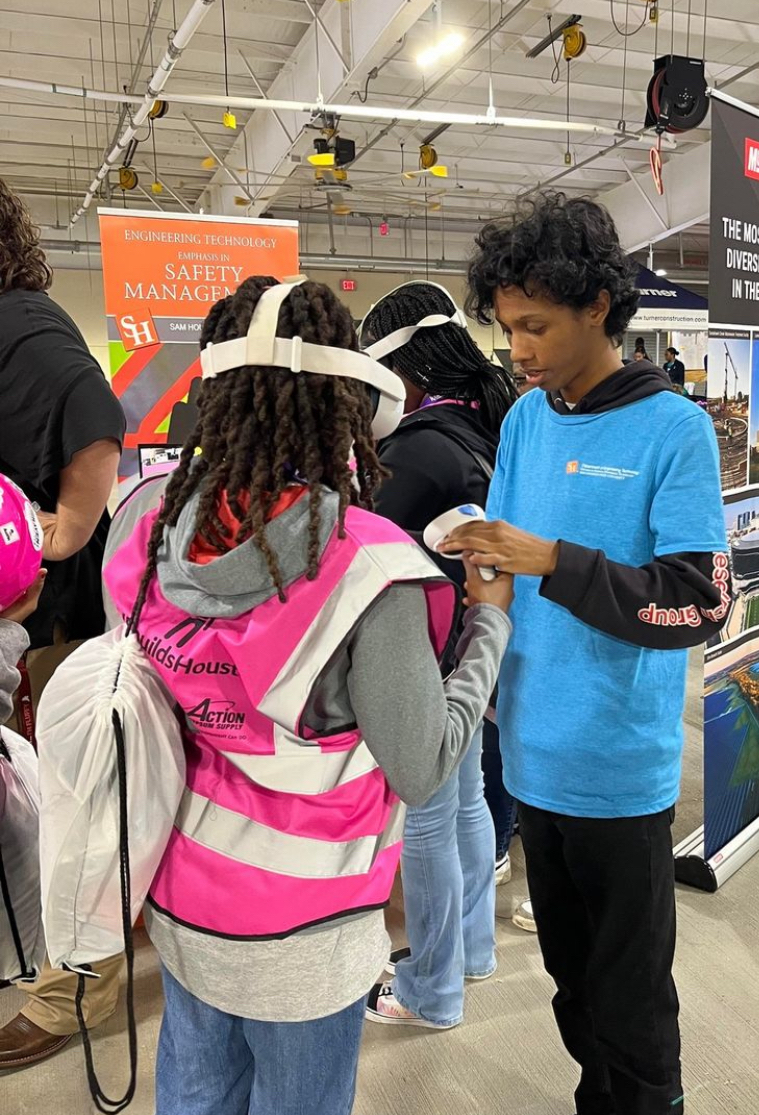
[441,191,730,1115]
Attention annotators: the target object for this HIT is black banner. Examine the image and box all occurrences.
[710,97,759,328]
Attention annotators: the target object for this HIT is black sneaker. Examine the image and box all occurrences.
[384,947,411,976]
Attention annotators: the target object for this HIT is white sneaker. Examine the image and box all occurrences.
[365,982,458,1029]
[495,851,512,885]
[512,899,537,933]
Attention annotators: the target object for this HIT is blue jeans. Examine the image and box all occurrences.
[394,726,496,1026]
[156,966,367,1115]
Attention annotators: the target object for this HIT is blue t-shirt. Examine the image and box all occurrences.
[487,388,727,818]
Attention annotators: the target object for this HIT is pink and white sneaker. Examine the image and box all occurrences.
[365,982,458,1029]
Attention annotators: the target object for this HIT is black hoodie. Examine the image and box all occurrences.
[375,402,498,534]
[541,362,730,650]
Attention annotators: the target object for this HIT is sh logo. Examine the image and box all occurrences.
[118,313,158,350]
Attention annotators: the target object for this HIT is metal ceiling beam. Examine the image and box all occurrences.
[202,0,436,217]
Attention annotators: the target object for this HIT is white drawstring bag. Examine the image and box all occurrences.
[0,727,45,983]
[35,625,185,1114]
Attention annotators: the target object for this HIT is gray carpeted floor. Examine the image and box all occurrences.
[3,653,759,1114]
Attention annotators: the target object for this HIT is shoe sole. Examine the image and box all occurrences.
[384,961,496,982]
[0,1034,72,1069]
[512,914,538,933]
[365,1007,458,1030]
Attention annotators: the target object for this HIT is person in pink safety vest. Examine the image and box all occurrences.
[103,276,514,1115]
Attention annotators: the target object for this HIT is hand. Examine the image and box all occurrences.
[463,557,514,612]
[0,569,47,624]
[440,519,559,578]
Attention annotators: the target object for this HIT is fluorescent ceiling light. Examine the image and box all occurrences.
[655,268,668,276]
[417,32,464,69]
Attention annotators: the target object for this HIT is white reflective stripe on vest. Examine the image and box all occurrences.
[176,789,406,878]
[222,729,379,796]
[259,541,443,727]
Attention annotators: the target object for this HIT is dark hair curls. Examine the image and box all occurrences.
[466,191,639,346]
[0,177,52,293]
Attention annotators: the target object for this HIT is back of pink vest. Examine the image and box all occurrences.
[105,503,456,939]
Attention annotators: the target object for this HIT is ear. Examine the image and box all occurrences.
[586,290,611,328]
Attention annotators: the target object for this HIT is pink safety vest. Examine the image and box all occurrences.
[104,504,457,940]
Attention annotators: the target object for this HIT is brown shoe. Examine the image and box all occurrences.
[0,1014,72,1069]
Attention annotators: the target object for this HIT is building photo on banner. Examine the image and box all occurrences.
[677,91,759,891]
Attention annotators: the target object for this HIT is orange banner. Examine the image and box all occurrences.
[98,209,299,477]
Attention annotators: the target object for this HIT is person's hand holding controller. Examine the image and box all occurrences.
[462,556,513,612]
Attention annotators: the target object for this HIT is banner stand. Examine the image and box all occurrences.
[674,815,759,892]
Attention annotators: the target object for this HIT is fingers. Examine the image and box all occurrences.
[28,569,48,602]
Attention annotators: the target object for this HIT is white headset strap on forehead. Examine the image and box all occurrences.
[358,279,468,363]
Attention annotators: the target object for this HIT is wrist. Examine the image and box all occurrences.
[538,540,560,577]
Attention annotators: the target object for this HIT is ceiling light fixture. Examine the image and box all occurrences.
[417,31,464,70]
[655,268,668,276]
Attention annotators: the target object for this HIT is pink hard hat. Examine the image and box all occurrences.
[0,474,44,611]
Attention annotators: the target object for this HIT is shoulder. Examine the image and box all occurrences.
[644,390,711,427]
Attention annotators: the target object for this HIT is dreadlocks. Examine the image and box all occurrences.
[360,282,517,435]
[132,276,386,621]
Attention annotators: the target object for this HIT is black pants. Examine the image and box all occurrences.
[518,803,683,1115]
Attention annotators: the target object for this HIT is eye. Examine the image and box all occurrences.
[526,324,546,336]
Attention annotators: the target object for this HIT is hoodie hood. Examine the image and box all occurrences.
[158,487,341,618]
[548,361,673,416]
[396,400,501,464]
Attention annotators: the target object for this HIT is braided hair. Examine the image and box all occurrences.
[361,282,517,435]
[131,276,386,620]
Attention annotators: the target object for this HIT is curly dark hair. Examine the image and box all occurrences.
[131,276,386,622]
[360,282,517,435]
[466,191,639,346]
[0,177,52,293]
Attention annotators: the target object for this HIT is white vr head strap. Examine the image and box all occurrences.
[359,280,468,364]
[199,279,406,439]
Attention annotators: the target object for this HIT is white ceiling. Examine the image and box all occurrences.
[2,0,759,278]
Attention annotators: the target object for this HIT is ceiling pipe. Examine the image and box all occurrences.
[66,0,217,226]
[0,75,645,143]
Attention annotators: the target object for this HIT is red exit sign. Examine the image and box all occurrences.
[341,279,356,292]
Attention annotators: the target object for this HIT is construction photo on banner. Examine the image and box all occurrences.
[99,209,299,478]
[702,94,759,867]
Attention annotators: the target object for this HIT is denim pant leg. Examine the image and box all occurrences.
[457,727,497,978]
[481,717,517,858]
[394,739,466,1026]
[245,997,367,1115]
[156,966,253,1115]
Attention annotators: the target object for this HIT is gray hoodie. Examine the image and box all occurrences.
[105,479,510,1021]
[0,620,29,726]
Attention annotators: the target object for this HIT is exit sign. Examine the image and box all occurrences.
[341,279,356,292]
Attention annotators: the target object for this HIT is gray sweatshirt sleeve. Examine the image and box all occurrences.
[0,619,30,726]
[347,585,511,806]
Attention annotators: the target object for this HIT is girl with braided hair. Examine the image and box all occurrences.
[358,281,518,1032]
[102,276,513,1115]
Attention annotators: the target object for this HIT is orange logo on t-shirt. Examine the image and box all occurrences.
[566,460,579,475]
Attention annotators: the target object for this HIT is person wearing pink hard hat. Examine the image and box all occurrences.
[0,178,126,1069]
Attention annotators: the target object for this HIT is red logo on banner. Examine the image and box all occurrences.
[745,137,759,181]
[117,310,159,351]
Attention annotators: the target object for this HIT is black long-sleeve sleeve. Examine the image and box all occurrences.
[539,540,732,650]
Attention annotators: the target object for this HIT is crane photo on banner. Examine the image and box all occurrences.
[675,89,759,892]
[99,209,299,480]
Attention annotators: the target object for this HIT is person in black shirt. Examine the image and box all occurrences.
[663,346,686,388]
[359,281,519,1029]
[0,177,126,1068]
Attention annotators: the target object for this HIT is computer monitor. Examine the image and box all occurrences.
[138,444,183,480]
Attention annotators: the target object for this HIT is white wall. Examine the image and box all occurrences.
[49,268,109,377]
[49,265,503,366]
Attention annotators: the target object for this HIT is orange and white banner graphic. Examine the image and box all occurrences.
[99,209,299,476]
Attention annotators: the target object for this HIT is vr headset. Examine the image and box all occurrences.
[357,280,468,366]
[200,279,406,440]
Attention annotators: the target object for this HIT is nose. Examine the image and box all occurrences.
[508,335,534,368]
